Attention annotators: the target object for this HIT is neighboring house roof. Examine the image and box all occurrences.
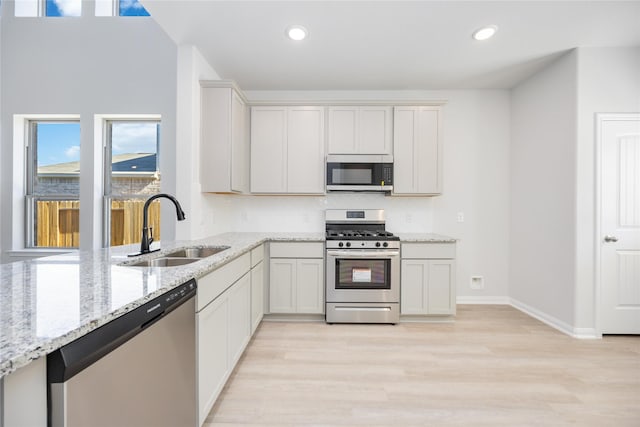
[38,153,157,176]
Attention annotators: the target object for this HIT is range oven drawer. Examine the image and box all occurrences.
[326,302,399,324]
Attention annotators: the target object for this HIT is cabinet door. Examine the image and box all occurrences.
[400,259,455,315]
[197,295,229,425]
[230,90,248,193]
[201,87,233,193]
[287,107,325,194]
[393,106,442,195]
[416,108,441,194]
[2,357,48,427]
[296,258,324,314]
[328,107,358,154]
[359,107,392,155]
[228,273,251,366]
[251,107,287,193]
[251,261,264,334]
[269,258,297,313]
[427,260,455,315]
[400,259,428,314]
[393,107,417,193]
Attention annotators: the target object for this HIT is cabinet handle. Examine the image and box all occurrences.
[604,235,619,243]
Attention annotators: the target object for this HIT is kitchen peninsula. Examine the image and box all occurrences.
[0,231,455,426]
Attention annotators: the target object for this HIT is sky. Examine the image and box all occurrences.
[37,122,159,167]
[43,0,149,17]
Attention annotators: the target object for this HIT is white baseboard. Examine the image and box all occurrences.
[509,298,599,339]
[456,295,511,305]
[457,296,599,339]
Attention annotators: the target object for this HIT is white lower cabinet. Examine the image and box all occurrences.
[197,292,229,425]
[196,253,252,426]
[228,274,251,366]
[269,242,324,314]
[1,357,47,427]
[400,243,456,316]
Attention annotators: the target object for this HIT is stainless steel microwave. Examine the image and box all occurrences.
[326,155,393,192]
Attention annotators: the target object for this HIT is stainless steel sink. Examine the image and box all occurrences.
[127,257,201,267]
[163,246,230,258]
[122,246,229,267]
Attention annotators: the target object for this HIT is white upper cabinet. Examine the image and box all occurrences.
[328,106,393,155]
[393,106,443,195]
[200,83,249,193]
[251,106,325,194]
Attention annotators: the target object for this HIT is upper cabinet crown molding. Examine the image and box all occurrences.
[200,80,249,103]
[247,99,448,107]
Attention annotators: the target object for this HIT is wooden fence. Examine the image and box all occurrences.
[36,199,160,248]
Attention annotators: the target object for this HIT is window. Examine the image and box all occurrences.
[104,120,161,247]
[26,121,81,248]
[118,0,149,16]
[15,0,81,16]
[45,0,81,16]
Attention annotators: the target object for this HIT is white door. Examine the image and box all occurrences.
[599,113,640,334]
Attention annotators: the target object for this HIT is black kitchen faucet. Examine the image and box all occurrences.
[129,193,186,256]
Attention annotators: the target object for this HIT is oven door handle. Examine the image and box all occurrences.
[327,250,399,258]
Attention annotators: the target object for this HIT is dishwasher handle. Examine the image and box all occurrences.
[47,279,196,383]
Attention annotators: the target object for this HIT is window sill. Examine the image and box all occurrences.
[6,249,77,260]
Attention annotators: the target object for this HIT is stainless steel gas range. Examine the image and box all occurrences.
[325,209,400,324]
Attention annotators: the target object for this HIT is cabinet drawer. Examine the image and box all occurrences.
[270,242,324,258]
[251,245,264,267]
[197,253,251,311]
[401,243,455,259]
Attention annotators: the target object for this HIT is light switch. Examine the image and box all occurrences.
[457,212,464,223]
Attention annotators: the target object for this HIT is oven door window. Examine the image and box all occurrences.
[335,258,390,290]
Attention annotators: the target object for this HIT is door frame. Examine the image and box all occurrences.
[594,112,640,337]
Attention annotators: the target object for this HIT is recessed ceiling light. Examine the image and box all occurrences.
[286,25,308,41]
[472,25,498,41]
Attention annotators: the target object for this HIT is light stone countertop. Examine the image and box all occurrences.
[0,231,455,378]
[396,233,457,243]
[0,232,323,378]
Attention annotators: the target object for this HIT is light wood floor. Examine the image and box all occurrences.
[204,305,640,426]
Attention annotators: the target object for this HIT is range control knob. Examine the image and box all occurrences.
[346,242,351,248]
[375,242,381,247]
[338,242,344,248]
[383,242,389,247]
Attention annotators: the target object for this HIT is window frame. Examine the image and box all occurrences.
[25,119,82,249]
[102,117,161,248]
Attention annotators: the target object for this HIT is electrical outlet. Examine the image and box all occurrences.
[457,212,465,223]
[470,276,484,290]
[406,213,413,223]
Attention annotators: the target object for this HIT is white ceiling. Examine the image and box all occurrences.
[142,0,640,90]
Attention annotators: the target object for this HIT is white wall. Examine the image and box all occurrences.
[212,89,512,299]
[174,45,240,241]
[0,3,177,260]
[510,47,640,335]
[574,47,640,331]
[510,50,578,328]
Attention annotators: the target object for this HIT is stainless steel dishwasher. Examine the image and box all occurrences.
[47,279,197,427]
